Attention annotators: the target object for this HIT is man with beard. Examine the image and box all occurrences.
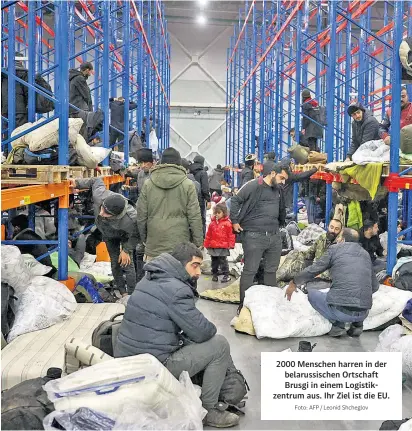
[276,218,343,287]
[69,62,93,117]
[230,162,289,312]
[115,242,241,428]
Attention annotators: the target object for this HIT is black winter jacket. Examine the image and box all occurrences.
[109,99,137,132]
[282,168,318,208]
[189,156,210,203]
[347,104,380,159]
[301,101,323,139]
[1,66,29,117]
[240,166,254,187]
[69,69,93,115]
[294,242,379,309]
[114,253,217,363]
[230,177,286,228]
[76,178,139,254]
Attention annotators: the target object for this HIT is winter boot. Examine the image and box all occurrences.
[204,403,240,428]
[221,275,231,283]
[212,275,219,282]
[347,322,363,337]
[328,322,346,337]
[298,341,317,352]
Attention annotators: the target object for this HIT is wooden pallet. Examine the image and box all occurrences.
[294,163,326,172]
[68,166,113,179]
[1,165,69,184]
[382,164,412,177]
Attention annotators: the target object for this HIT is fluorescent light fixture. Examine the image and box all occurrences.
[198,0,208,5]
[197,15,207,25]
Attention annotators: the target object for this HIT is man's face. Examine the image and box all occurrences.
[185,256,203,279]
[351,109,363,122]
[272,169,288,186]
[13,225,21,235]
[141,161,153,172]
[401,90,409,108]
[328,220,342,236]
[290,130,295,139]
[372,223,379,236]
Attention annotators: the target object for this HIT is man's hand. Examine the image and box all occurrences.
[118,250,131,267]
[345,156,351,162]
[285,281,297,301]
[384,136,391,146]
[68,178,77,189]
[232,223,243,233]
[301,129,305,135]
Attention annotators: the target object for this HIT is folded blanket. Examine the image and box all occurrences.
[352,139,389,165]
[340,163,383,199]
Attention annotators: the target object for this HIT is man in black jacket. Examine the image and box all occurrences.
[10,215,56,276]
[189,155,210,235]
[345,103,380,160]
[360,220,386,273]
[109,97,138,148]
[230,162,288,311]
[286,228,379,337]
[301,89,323,151]
[69,62,93,117]
[240,154,256,187]
[115,243,240,428]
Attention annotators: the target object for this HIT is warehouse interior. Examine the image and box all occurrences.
[1,1,412,430]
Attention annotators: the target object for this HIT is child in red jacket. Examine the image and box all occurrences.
[204,203,236,283]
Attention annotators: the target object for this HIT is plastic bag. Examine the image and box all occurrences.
[22,254,52,276]
[43,408,115,431]
[11,121,35,148]
[75,275,104,304]
[1,245,32,296]
[113,371,206,430]
[149,129,159,153]
[7,276,77,342]
[74,134,111,169]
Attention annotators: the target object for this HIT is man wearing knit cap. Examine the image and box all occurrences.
[137,148,203,260]
[71,177,139,296]
[136,148,154,192]
[301,89,323,152]
[230,161,288,314]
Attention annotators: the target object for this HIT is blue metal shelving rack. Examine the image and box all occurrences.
[1,0,170,282]
[225,0,411,275]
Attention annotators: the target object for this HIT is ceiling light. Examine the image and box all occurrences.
[197,15,207,25]
[198,0,208,5]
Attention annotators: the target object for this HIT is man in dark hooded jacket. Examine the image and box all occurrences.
[301,89,323,152]
[345,103,380,160]
[109,96,138,147]
[209,164,225,195]
[115,242,240,428]
[71,177,138,296]
[69,62,93,117]
[189,155,210,235]
[240,154,256,187]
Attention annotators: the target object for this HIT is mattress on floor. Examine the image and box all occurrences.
[1,303,125,391]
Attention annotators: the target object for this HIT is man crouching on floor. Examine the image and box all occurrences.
[285,228,379,338]
[114,242,244,428]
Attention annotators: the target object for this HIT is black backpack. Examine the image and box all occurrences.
[1,282,17,338]
[91,313,124,356]
[35,74,55,114]
[394,261,412,291]
[23,147,58,165]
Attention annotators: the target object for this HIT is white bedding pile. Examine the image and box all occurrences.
[244,284,412,339]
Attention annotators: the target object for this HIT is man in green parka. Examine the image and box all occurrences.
[137,148,203,260]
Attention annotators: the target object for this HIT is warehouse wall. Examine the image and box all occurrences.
[169,21,232,168]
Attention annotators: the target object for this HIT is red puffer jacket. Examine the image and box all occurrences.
[204,216,236,249]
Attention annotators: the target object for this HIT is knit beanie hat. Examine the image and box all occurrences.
[266,151,276,161]
[347,104,364,116]
[161,148,182,165]
[181,158,191,171]
[137,148,153,163]
[102,194,126,216]
[302,89,311,100]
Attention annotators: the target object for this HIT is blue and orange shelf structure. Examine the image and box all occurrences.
[1,0,170,283]
[226,0,412,275]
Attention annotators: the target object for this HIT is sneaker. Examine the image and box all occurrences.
[212,275,218,282]
[221,275,231,283]
[204,407,240,428]
[328,324,346,337]
[347,322,363,337]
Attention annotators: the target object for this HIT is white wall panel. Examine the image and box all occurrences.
[169,21,230,168]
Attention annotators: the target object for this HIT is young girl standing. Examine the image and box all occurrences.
[204,203,235,283]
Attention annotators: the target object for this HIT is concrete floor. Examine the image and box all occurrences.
[197,275,412,430]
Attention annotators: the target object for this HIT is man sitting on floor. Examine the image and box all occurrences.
[114,242,242,428]
[285,228,379,337]
[276,219,343,286]
[360,220,386,273]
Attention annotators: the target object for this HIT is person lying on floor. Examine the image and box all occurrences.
[10,214,56,277]
[114,242,242,429]
[70,177,139,296]
[285,228,379,337]
[276,218,343,286]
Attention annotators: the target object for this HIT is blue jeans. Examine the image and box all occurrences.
[308,290,368,325]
